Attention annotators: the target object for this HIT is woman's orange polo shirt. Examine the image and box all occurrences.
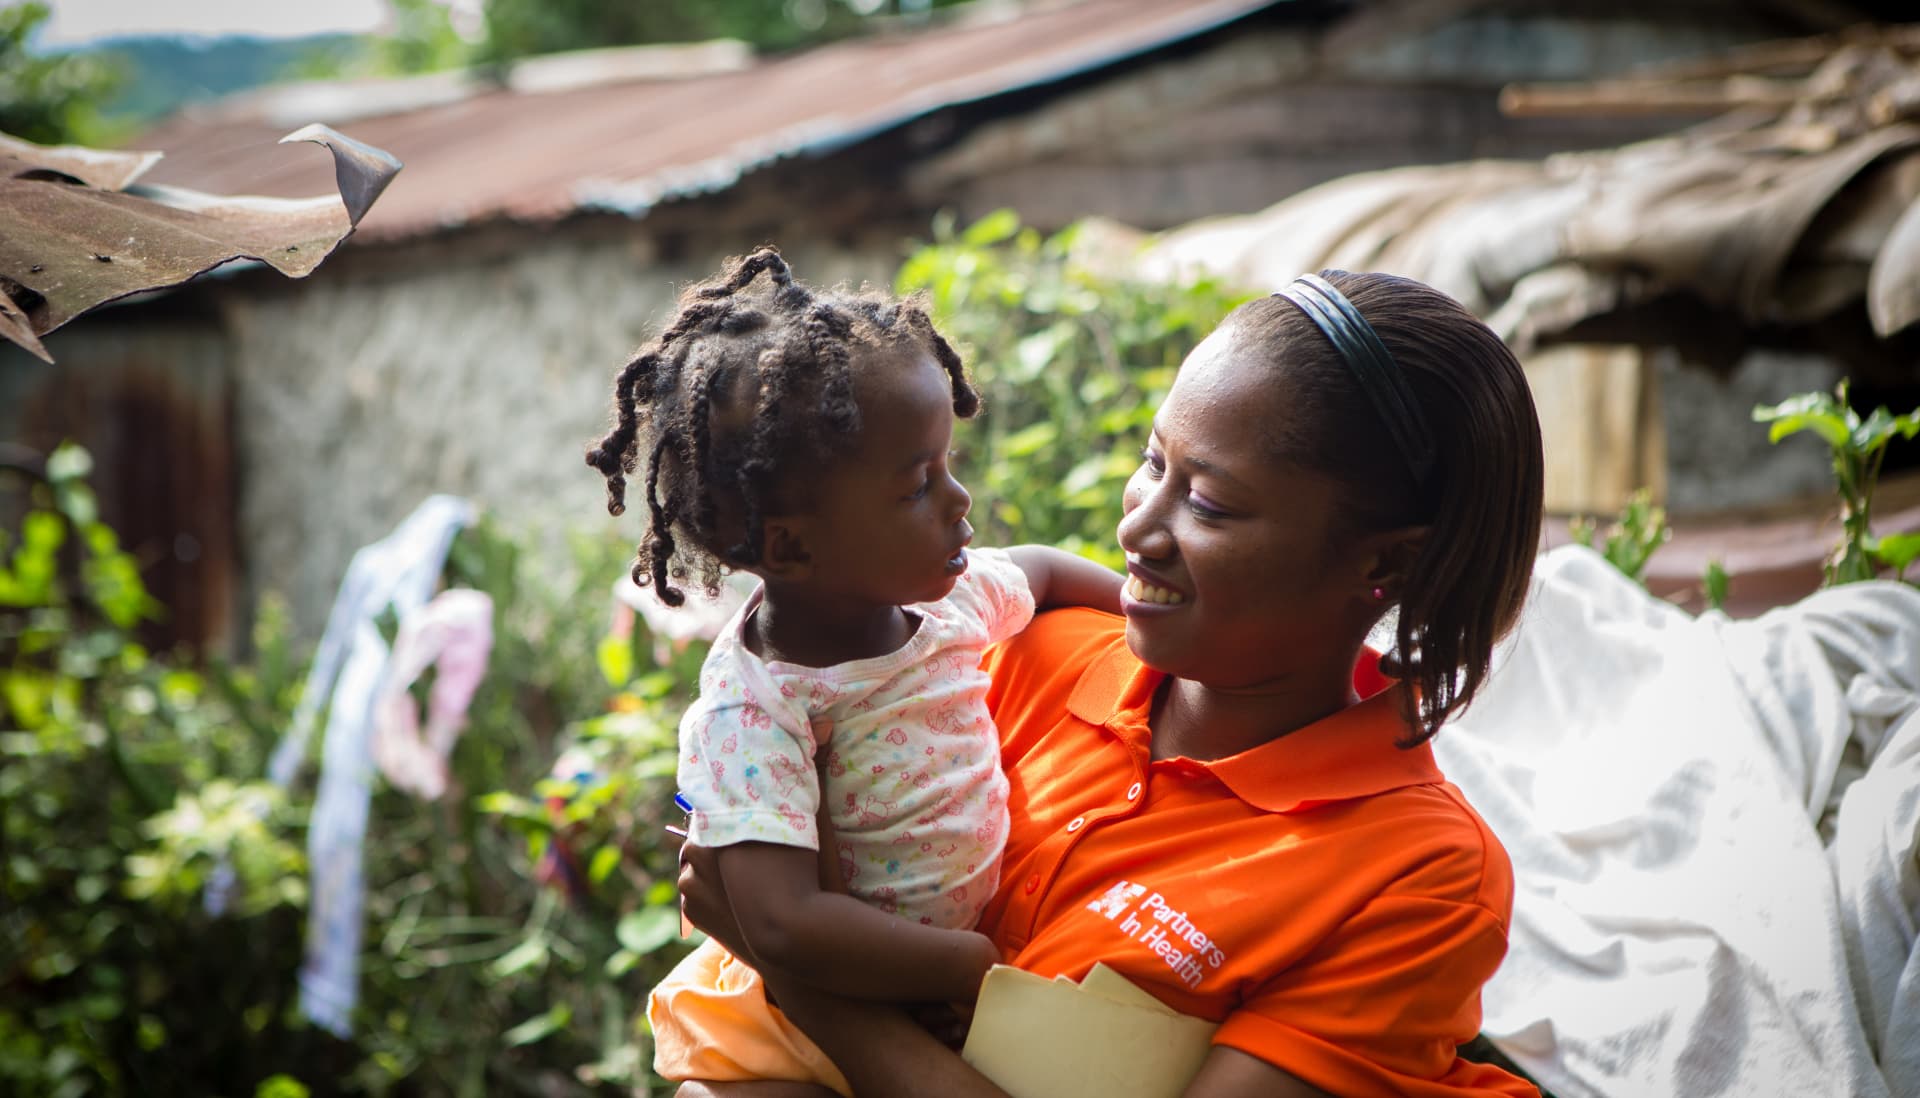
[979,609,1536,1098]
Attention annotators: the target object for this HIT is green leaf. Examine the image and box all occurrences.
[1753,390,1840,423]
[501,1004,571,1047]
[588,845,620,885]
[1567,515,1596,549]
[1762,410,1851,449]
[1853,406,1903,451]
[474,791,549,832]
[1012,324,1071,382]
[136,1015,168,1053]
[45,443,93,483]
[961,209,1020,247]
[632,670,675,699]
[1870,531,1920,573]
[21,509,66,555]
[255,1074,311,1098]
[488,935,549,979]
[53,482,97,526]
[1000,422,1058,459]
[1753,390,1852,446]
[595,632,633,688]
[1703,560,1729,612]
[616,905,681,956]
[604,949,640,978]
[2,670,52,728]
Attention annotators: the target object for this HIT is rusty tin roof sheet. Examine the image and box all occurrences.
[133,0,1281,243]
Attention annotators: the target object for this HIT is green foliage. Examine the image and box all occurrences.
[1702,559,1729,613]
[288,0,472,81]
[257,1075,313,1098]
[1754,381,1920,585]
[1567,488,1671,586]
[0,2,126,145]
[124,780,306,916]
[2,443,305,1098]
[899,211,1253,568]
[3,452,695,1095]
[478,0,970,64]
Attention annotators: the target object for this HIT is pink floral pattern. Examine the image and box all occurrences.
[676,547,1034,929]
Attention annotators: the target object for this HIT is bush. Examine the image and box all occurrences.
[2,444,314,1097]
[899,211,1252,566]
[3,452,694,1096]
[1755,382,1920,585]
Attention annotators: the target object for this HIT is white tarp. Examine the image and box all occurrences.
[1439,547,1920,1098]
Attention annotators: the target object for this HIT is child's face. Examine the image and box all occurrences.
[795,351,974,608]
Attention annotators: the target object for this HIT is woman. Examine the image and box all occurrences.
[677,270,1545,1097]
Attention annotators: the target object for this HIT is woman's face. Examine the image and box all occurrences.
[1117,324,1367,690]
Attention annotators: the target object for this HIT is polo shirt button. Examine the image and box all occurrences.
[1126,782,1142,801]
[1025,874,1041,894]
[1067,816,1085,832]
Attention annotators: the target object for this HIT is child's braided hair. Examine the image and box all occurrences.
[586,247,977,606]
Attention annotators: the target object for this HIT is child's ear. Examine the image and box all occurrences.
[1356,524,1429,602]
[759,516,813,581]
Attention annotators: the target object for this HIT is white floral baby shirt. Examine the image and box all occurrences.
[678,547,1035,930]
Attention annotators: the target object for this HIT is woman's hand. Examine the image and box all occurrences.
[906,1000,975,1050]
[756,974,1014,1098]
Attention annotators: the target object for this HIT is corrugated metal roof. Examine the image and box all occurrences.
[133,0,1283,242]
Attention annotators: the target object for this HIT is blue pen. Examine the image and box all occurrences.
[665,791,692,838]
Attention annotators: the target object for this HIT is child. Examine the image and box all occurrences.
[584,247,1121,1095]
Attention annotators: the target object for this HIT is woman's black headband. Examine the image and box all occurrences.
[1273,273,1434,486]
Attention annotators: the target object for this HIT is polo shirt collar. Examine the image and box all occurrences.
[1066,640,1444,813]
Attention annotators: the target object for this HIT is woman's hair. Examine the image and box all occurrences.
[585,247,977,606]
[1227,270,1544,745]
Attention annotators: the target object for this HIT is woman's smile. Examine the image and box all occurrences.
[1122,562,1187,609]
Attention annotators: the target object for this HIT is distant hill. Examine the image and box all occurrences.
[82,34,357,127]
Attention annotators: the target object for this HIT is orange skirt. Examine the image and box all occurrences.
[646,938,854,1097]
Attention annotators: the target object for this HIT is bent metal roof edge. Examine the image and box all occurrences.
[131,0,1285,243]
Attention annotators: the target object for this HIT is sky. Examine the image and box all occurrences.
[37,0,477,47]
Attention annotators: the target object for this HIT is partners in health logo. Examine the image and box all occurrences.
[1085,879,1228,989]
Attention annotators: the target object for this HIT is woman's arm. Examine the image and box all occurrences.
[683,844,1331,1098]
[760,976,1015,1098]
[1005,545,1122,615]
[766,976,1339,1098]
[715,841,998,1003]
[1183,1048,1338,1098]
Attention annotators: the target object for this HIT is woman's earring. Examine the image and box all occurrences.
[1371,586,1386,601]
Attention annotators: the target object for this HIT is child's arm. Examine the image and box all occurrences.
[716,841,999,1004]
[1005,544,1123,615]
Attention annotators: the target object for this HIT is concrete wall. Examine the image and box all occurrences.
[1660,349,1842,515]
[215,223,896,633]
